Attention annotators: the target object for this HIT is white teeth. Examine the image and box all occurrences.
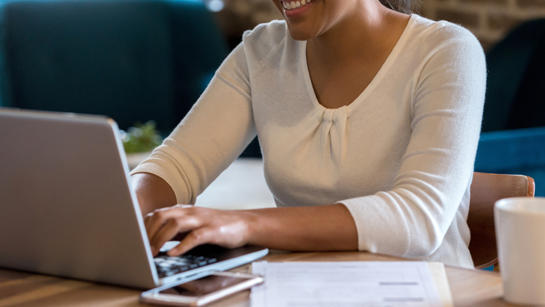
[282,0,311,10]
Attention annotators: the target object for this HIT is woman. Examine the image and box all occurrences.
[132,0,486,268]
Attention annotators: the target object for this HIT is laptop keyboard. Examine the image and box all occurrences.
[154,253,218,278]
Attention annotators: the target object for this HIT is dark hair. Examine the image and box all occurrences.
[379,0,419,14]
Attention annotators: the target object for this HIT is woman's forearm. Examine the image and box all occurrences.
[132,173,177,215]
[244,204,358,251]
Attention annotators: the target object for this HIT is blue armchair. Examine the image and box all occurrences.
[476,127,545,195]
[476,18,545,196]
[0,0,228,135]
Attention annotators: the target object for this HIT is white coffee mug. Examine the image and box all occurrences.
[495,197,545,305]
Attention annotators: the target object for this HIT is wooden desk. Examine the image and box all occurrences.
[0,251,510,307]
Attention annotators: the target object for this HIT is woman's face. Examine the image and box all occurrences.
[271,0,361,40]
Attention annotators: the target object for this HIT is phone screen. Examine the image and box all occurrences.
[159,274,253,297]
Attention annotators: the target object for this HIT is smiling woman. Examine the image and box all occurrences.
[131,0,486,268]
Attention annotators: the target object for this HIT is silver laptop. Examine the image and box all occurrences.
[0,108,268,289]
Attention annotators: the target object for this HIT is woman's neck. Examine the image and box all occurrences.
[307,3,408,66]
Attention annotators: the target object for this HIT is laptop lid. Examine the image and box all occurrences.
[0,109,268,289]
[0,109,160,288]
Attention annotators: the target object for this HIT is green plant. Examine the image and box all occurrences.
[122,121,162,154]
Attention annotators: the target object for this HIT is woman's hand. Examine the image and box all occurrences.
[145,203,358,257]
[145,205,253,256]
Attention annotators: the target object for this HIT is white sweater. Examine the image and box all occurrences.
[132,14,486,268]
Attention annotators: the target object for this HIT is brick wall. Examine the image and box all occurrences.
[420,0,545,49]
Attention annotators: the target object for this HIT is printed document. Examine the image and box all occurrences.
[251,261,453,307]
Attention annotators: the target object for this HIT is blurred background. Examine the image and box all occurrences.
[0,0,544,195]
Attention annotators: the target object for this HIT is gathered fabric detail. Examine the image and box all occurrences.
[318,107,349,167]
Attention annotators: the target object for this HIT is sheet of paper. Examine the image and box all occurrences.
[251,261,453,307]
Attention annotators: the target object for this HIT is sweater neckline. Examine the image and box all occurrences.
[301,14,416,114]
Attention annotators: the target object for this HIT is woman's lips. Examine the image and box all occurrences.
[281,0,313,17]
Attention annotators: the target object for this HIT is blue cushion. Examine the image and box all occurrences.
[476,127,545,196]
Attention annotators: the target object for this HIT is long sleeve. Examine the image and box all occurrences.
[340,28,486,259]
[131,42,255,204]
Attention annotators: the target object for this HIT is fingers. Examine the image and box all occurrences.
[144,206,249,257]
[149,216,200,256]
[149,219,180,255]
[167,228,214,256]
[145,205,194,241]
[145,207,179,241]
[145,205,204,256]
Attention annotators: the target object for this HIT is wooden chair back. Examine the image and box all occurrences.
[469,172,535,269]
